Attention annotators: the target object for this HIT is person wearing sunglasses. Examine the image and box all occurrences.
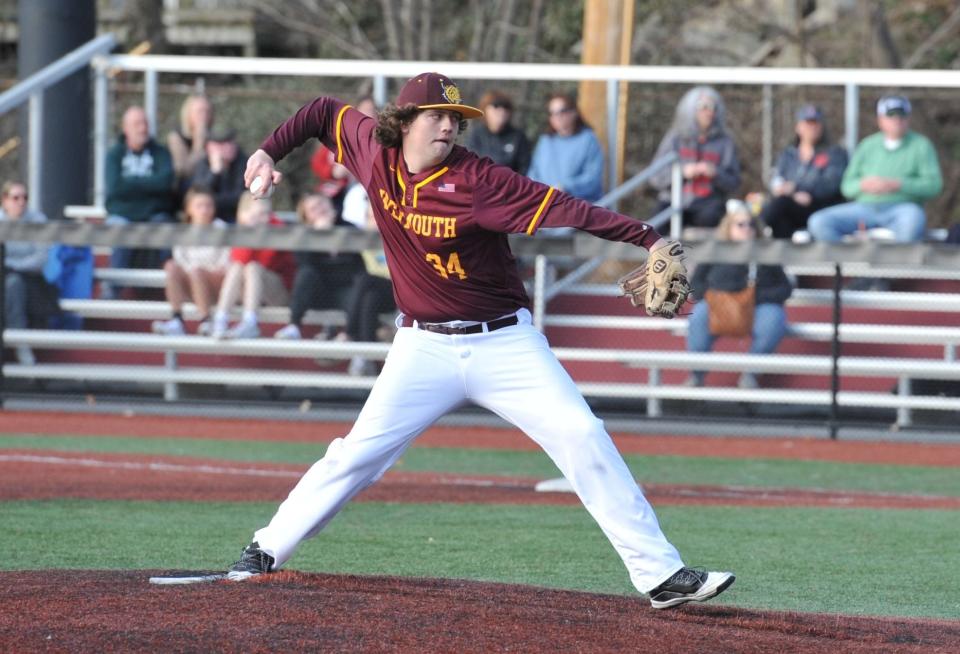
[650,86,741,229]
[0,181,61,365]
[527,92,604,203]
[686,200,792,389]
[465,90,531,174]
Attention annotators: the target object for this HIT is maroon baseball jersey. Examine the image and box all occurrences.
[261,98,662,322]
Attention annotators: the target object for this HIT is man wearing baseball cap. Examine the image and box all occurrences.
[807,93,942,249]
[759,103,848,239]
[229,72,735,609]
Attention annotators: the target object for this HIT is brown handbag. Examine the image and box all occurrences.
[704,262,758,337]
[704,285,756,337]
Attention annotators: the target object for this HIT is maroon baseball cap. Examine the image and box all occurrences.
[395,72,484,119]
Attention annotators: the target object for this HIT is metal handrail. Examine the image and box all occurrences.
[0,34,116,114]
[0,34,117,211]
[594,152,676,210]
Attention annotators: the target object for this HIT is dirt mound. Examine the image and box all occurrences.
[2,570,957,653]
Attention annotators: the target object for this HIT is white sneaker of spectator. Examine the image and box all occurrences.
[348,355,377,376]
[224,319,260,339]
[738,372,759,389]
[15,345,36,365]
[274,324,302,339]
[210,313,230,340]
[151,318,186,336]
[196,319,214,336]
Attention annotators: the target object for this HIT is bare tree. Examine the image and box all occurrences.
[258,2,380,59]
[125,0,166,52]
[378,0,401,59]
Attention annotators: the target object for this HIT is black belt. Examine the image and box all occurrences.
[401,314,519,335]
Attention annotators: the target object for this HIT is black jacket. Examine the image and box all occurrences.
[465,123,532,174]
[182,149,247,222]
[772,144,848,205]
[691,263,793,306]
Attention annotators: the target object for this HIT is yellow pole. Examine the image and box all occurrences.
[579,0,633,187]
[616,0,634,185]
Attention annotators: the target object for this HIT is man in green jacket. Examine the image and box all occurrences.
[807,94,942,243]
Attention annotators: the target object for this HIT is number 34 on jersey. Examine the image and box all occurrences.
[426,251,467,280]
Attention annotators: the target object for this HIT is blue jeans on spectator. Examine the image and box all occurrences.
[5,273,28,329]
[103,212,174,298]
[106,212,175,269]
[686,300,788,384]
[806,201,926,242]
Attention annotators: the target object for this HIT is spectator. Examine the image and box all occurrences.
[807,94,943,244]
[338,98,380,229]
[340,181,371,230]
[650,86,741,228]
[181,127,246,223]
[527,92,604,202]
[273,194,365,340]
[341,202,396,376]
[312,96,378,219]
[0,181,60,364]
[151,186,231,336]
[210,192,295,339]
[686,200,792,389]
[759,104,848,239]
[465,90,532,173]
[167,92,215,184]
[104,105,177,298]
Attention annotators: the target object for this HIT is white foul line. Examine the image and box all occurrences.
[0,454,302,478]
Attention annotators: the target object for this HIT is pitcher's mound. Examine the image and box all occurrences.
[2,570,957,652]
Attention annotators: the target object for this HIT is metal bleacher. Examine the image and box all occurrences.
[4,38,960,434]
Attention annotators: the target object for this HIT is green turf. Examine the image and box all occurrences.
[2,499,958,619]
[3,434,960,496]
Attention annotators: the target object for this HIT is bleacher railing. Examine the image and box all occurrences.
[91,53,960,208]
[0,34,117,212]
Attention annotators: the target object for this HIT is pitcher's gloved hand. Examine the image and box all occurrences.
[617,240,690,319]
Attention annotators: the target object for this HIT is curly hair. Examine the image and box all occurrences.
[375,103,469,148]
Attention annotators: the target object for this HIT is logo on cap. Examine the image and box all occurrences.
[441,82,462,105]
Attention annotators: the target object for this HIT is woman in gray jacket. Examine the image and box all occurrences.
[651,86,741,228]
[1,181,60,364]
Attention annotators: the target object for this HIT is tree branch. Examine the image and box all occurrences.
[904,3,960,68]
[258,2,377,59]
[378,0,401,60]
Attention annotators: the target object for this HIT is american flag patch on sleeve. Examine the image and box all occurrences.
[437,183,456,192]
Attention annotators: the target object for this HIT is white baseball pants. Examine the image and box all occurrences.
[254,308,684,592]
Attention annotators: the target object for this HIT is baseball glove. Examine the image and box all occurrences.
[617,241,690,319]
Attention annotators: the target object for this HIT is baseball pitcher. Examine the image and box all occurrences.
[226,72,732,609]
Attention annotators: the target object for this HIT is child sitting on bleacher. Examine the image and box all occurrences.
[210,192,295,339]
[273,193,365,340]
[152,185,230,336]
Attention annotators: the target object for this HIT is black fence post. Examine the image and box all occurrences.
[1,242,6,410]
[828,262,842,439]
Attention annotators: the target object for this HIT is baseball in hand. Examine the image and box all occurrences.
[250,176,274,198]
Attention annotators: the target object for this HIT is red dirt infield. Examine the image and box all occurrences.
[2,570,958,653]
[5,409,960,466]
[4,410,960,651]
[3,450,960,509]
